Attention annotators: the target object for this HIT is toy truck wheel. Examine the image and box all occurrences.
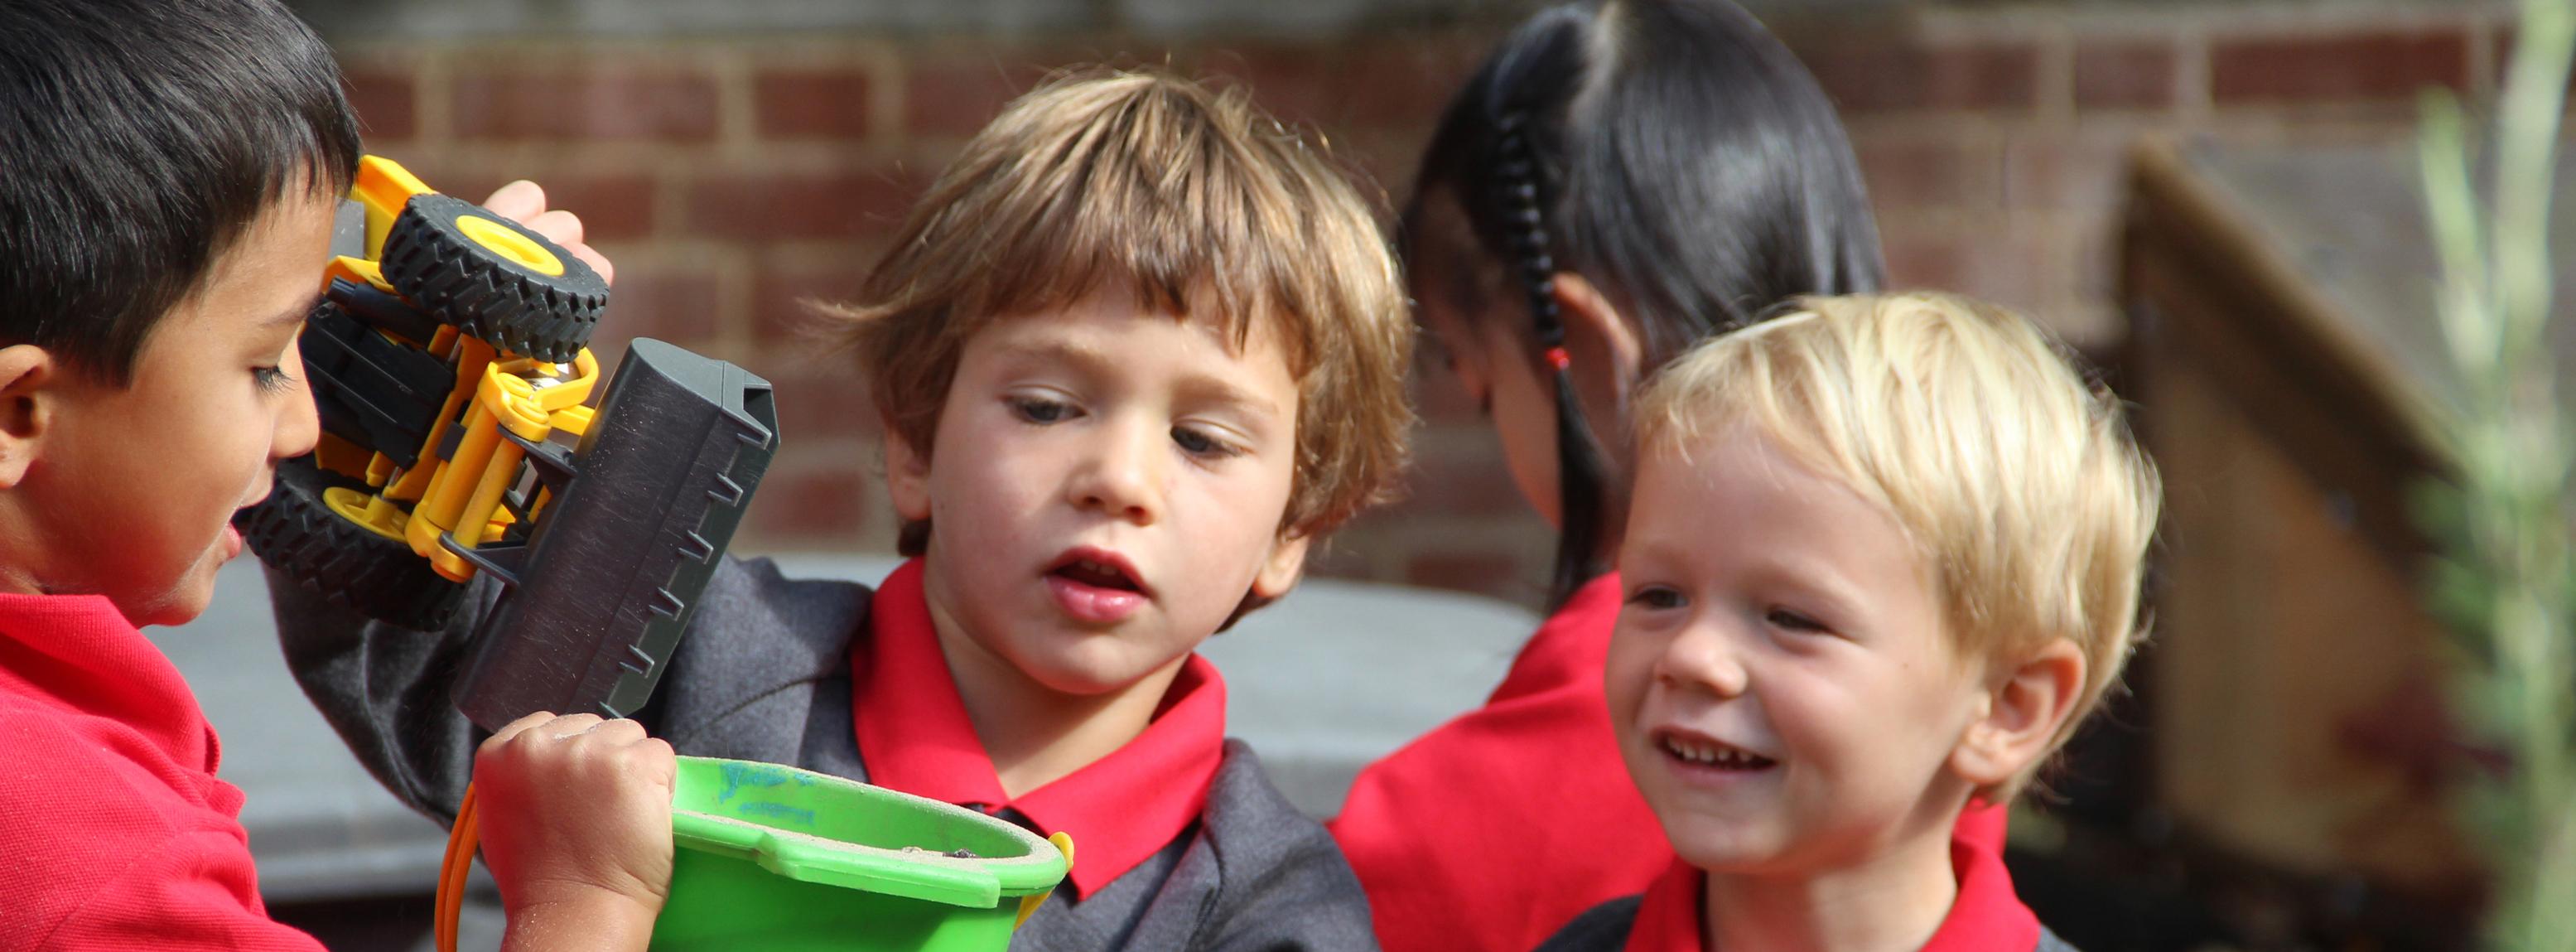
[377,192,608,364]
[234,456,466,631]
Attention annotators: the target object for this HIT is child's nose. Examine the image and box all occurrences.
[1657,619,1751,699]
[1068,417,1164,524]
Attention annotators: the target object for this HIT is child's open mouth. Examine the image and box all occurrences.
[1654,729,1778,773]
[1044,548,1149,625]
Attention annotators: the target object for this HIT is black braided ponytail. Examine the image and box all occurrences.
[1406,0,1885,608]
[1493,108,1618,605]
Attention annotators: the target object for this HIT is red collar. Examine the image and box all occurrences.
[851,559,1228,900]
[1623,833,2040,952]
[0,592,219,773]
[1488,572,1624,703]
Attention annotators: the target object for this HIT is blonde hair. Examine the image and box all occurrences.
[824,69,1414,554]
[1633,292,2160,800]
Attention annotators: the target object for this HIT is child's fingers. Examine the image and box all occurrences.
[636,737,678,785]
[573,716,648,745]
[481,709,563,750]
[482,189,616,287]
[567,241,615,287]
[536,712,609,740]
[523,209,585,248]
[480,180,546,222]
[485,713,605,756]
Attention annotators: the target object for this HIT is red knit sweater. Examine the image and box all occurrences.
[0,592,320,950]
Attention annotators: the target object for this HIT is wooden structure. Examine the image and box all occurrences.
[2115,136,2575,895]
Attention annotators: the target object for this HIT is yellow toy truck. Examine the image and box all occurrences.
[236,155,777,728]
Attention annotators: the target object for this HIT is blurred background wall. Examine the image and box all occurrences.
[288,0,2506,610]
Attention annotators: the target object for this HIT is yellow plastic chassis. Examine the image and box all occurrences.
[315,156,601,584]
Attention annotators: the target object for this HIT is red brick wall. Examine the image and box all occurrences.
[330,3,2507,607]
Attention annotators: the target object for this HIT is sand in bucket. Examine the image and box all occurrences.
[651,756,1068,951]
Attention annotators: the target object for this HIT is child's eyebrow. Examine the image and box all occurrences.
[1756,555,1869,621]
[264,292,321,328]
[995,336,1286,423]
[995,337,1118,374]
[1173,369,1287,423]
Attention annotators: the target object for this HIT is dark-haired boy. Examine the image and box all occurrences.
[272,70,1416,950]
[0,2,672,948]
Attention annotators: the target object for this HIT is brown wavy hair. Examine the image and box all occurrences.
[823,68,1416,557]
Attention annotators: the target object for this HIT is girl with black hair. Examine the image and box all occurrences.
[1327,3,2009,950]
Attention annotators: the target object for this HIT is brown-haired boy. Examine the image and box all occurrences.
[270,69,1413,950]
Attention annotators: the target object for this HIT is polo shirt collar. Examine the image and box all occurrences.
[1623,829,2040,952]
[0,592,219,774]
[851,558,1228,900]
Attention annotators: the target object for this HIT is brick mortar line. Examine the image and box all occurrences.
[335,12,2506,60]
[708,244,757,352]
[2036,20,2077,126]
[1915,2,2509,39]
[2176,28,2214,122]
[714,49,760,157]
[1875,202,2109,232]
[374,140,920,171]
[416,50,454,147]
[1842,111,2176,138]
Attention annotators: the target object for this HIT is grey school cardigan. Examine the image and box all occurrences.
[266,555,1381,952]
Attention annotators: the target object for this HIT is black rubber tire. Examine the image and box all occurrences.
[234,456,466,631]
[378,192,608,363]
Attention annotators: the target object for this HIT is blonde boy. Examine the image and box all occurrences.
[1538,292,2157,952]
[272,70,1412,950]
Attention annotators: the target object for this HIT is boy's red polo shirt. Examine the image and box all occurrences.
[1618,830,2040,951]
[1331,573,2014,952]
[0,592,321,951]
[851,559,1226,899]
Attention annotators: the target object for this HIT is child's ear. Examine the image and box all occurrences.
[1950,639,2087,790]
[880,423,933,523]
[1248,532,1311,602]
[0,346,56,489]
[1550,272,1646,405]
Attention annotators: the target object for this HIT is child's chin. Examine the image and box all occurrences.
[123,576,215,629]
[1655,814,1789,873]
[1015,644,1179,697]
[157,544,237,622]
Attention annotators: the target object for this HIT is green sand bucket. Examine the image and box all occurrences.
[652,756,1070,951]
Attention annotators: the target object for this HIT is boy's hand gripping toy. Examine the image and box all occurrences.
[239,157,1068,950]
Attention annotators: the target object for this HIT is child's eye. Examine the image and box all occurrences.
[1171,426,1242,458]
[1765,607,1828,633]
[1625,586,1686,611]
[253,365,295,394]
[1007,395,1073,424]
